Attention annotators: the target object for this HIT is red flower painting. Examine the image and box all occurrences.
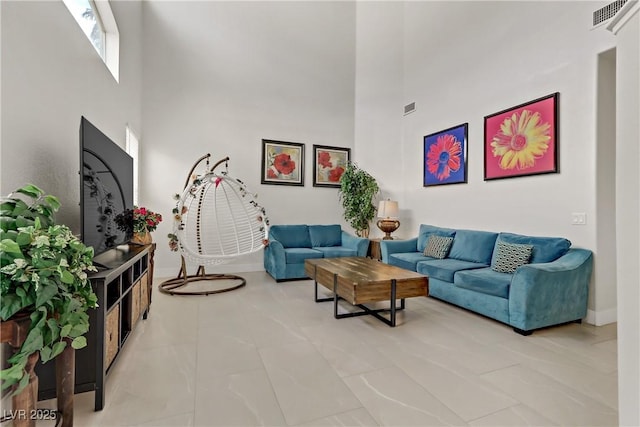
[262,140,304,186]
[313,145,350,187]
[426,134,462,181]
[273,153,296,175]
[318,151,332,168]
[328,166,345,182]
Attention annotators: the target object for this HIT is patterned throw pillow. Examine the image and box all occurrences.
[423,235,454,259]
[492,241,533,273]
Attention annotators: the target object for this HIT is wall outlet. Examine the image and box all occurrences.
[572,212,587,225]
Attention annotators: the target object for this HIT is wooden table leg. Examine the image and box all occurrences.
[11,351,39,427]
[56,338,75,427]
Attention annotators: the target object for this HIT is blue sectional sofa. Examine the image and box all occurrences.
[264,224,369,281]
[380,224,593,335]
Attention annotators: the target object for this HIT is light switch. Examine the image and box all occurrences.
[571,213,586,225]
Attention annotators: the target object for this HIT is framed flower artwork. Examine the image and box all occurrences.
[423,123,468,187]
[484,93,559,180]
[261,139,305,186]
[312,145,350,188]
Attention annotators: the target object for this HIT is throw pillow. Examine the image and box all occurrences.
[423,235,454,259]
[492,241,533,273]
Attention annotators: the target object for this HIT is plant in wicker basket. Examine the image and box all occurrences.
[0,184,98,395]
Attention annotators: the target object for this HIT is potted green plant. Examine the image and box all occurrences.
[0,184,98,395]
[338,162,380,237]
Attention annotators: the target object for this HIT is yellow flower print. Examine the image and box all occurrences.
[491,110,551,170]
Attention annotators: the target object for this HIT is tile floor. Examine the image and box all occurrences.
[39,272,618,426]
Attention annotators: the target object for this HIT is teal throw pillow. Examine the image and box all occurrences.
[423,235,454,259]
[492,241,533,273]
[308,224,342,247]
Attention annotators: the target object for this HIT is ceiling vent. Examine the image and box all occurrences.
[404,102,416,116]
[593,0,628,27]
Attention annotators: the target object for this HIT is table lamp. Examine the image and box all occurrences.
[376,200,400,240]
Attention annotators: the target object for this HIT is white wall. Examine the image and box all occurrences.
[354,1,405,239]
[141,1,357,277]
[0,0,143,228]
[354,1,617,321]
[610,4,640,425]
[0,0,142,410]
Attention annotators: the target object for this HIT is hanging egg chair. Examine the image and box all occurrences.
[159,154,269,295]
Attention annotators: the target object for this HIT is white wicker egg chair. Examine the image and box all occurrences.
[159,154,269,295]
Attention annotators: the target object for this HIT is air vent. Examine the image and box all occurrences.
[593,0,628,27]
[404,102,416,115]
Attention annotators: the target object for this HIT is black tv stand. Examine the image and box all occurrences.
[92,261,110,271]
[35,243,156,411]
[92,246,140,270]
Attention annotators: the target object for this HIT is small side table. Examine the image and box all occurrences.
[368,238,382,261]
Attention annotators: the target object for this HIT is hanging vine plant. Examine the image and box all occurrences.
[338,162,380,237]
[0,184,98,395]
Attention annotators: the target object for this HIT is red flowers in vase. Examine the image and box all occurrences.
[115,206,163,234]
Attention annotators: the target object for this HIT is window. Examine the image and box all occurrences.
[63,0,120,82]
[62,0,105,56]
[126,126,140,205]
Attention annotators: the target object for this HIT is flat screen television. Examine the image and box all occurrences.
[80,116,134,256]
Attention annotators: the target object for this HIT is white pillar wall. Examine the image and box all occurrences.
[608,3,640,425]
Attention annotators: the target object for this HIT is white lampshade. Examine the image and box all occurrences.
[377,200,399,218]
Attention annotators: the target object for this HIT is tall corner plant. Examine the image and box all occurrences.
[338,162,380,237]
[0,184,98,395]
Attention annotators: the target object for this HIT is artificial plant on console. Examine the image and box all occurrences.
[0,184,98,394]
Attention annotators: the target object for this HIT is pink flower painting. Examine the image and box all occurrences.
[484,93,558,180]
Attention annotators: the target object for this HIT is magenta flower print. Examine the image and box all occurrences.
[426,134,462,181]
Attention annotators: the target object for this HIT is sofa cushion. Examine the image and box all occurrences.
[308,224,342,247]
[454,267,512,299]
[417,259,488,282]
[492,241,533,273]
[449,229,498,264]
[417,224,457,252]
[423,235,454,259]
[313,246,357,258]
[284,247,324,264]
[388,252,433,271]
[492,232,571,264]
[270,225,312,248]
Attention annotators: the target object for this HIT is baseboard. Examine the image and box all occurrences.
[585,307,617,326]
[154,263,265,280]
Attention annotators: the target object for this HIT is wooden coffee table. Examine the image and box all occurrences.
[304,257,429,327]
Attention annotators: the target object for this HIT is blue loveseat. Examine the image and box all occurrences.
[264,224,369,281]
[381,224,593,335]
